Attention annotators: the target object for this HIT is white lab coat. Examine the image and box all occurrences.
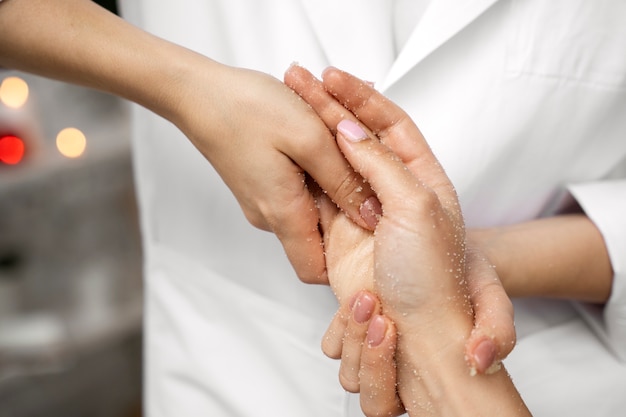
[120,1,626,416]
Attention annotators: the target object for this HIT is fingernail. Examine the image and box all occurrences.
[337,119,368,142]
[473,339,497,374]
[367,316,387,347]
[360,196,382,229]
[353,292,376,324]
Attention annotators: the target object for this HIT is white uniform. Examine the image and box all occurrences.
[120,1,626,416]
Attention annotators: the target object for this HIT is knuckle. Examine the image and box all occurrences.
[398,184,443,223]
[293,129,327,156]
[241,207,270,231]
[330,170,362,207]
[350,90,375,118]
[259,203,289,235]
[415,186,443,217]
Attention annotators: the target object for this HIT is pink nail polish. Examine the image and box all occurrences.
[353,293,376,324]
[367,316,387,347]
[360,196,382,229]
[473,339,497,374]
[337,119,367,142]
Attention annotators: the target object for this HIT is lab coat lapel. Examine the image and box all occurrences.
[300,0,395,82]
[381,0,501,90]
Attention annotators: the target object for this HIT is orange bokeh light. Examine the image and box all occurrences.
[0,77,30,109]
[56,127,87,158]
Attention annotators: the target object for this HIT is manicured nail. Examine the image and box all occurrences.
[360,196,382,229]
[337,119,368,142]
[353,292,376,324]
[473,339,497,374]
[367,316,387,347]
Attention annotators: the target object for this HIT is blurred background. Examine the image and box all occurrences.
[0,1,144,416]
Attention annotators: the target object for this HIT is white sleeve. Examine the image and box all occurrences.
[568,178,626,362]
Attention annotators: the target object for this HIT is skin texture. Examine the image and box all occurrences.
[0,0,381,284]
[284,65,515,378]
[1,1,613,413]
[286,66,531,417]
[286,65,613,416]
[470,214,613,303]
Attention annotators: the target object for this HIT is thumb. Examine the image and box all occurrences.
[464,247,516,375]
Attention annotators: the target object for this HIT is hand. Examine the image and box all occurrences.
[285,66,519,415]
[169,64,385,284]
[0,0,380,285]
[331,117,529,415]
[285,65,514,365]
[324,92,528,416]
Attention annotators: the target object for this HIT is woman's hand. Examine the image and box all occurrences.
[285,65,522,416]
[0,0,380,285]
[285,64,514,364]
[332,100,529,417]
[171,64,381,284]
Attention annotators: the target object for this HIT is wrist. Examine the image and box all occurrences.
[396,321,529,417]
[109,35,224,125]
[393,305,472,406]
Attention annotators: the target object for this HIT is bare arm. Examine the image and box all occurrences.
[470,213,613,303]
[0,0,380,284]
[0,0,189,116]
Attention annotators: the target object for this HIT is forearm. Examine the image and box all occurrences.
[0,0,221,122]
[469,214,613,303]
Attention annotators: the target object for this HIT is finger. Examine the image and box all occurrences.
[339,291,381,393]
[285,64,361,136]
[322,308,347,359]
[322,67,405,137]
[321,67,458,209]
[267,181,328,285]
[283,65,381,230]
[464,247,516,375]
[307,179,339,238]
[359,315,405,417]
[334,119,436,215]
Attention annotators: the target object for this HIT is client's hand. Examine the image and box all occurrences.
[285,66,522,416]
[329,96,529,417]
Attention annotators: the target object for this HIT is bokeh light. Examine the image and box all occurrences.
[0,135,26,165]
[56,127,87,158]
[0,77,30,109]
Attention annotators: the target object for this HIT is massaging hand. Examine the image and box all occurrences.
[0,0,381,286]
[285,66,517,414]
[172,65,383,284]
[325,114,529,417]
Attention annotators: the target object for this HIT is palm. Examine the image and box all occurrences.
[318,195,375,305]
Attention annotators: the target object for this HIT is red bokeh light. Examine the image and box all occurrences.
[0,135,25,165]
